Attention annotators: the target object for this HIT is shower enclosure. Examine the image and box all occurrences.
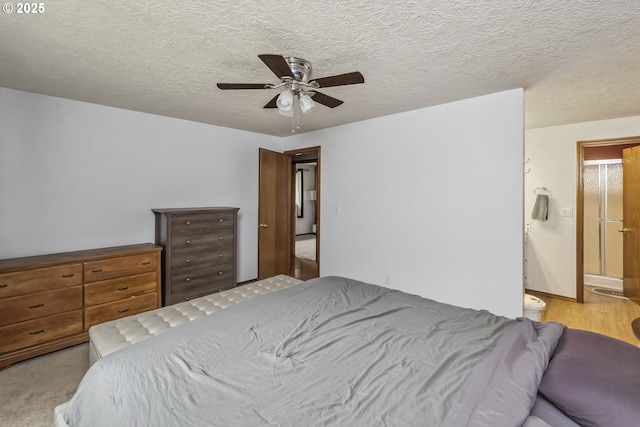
[583,160,624,289]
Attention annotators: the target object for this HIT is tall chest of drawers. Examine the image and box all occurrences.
[0,243,161,370]
[152,207,239,306]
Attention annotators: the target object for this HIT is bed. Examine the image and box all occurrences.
[59,276,640,427]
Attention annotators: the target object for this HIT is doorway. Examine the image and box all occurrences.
[576,137,640,302]
[287,146,320,281]
[257,146,320,281]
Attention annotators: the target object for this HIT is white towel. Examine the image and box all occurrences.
[532,194,549,221]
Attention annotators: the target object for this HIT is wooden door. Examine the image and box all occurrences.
[258,148,291,279]
[622,146,640,304]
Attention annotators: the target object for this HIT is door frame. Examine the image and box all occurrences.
[285,146,321,269]
[576,136,640,303]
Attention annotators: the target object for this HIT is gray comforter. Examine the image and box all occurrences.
[64,276,564,427]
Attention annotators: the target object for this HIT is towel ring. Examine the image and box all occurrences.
[534,186,552,196]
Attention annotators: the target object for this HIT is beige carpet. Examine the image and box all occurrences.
[0,343,88,427]
[295,234,316,261]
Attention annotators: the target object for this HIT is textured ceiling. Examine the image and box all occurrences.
[1,1,639,137]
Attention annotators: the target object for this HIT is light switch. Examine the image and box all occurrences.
[561,208,574,217]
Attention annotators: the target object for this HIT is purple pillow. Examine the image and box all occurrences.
[539,328,640,427]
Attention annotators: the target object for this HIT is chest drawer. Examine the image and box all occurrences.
[0,286,82,327]
[171,212,234,234]
[0,310,83,355]
[84,272,157,306]
[84,253,157,283]
[170,229,234,253]
[85,292,157,329]
[0,264,82,298]
[171,262,234,284]
[171,248,234,269]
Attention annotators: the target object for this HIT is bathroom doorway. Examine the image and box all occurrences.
[577,137,640,302]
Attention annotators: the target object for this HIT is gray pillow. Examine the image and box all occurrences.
[538,328,640,427]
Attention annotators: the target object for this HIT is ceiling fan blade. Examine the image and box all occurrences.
[217,83,270,90]
[258,54,294,79]
[311,72,364,88]
[263,94,279,109]
[310,91,344,108]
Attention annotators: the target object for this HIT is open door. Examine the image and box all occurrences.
[258,148,291,279]
[622,146,640,304]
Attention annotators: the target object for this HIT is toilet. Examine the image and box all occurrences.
[524,294,546,322]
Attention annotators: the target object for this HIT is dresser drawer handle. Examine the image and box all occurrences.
[92,269,103,273]
[117,286,129,291]
[186,240,191,244]
[185,278,191,282]
[186,221,191,225]
[218,218,224,222]
[62,274,75,278]
[218,271,223,275]
[118,308,130,314]
[0,284,7,288]
[141,261,151,265]
[29,303,44,309]
[218,254,223,258]
[185,259,191,263]
[218,236,223,240]
[29,329,45,335]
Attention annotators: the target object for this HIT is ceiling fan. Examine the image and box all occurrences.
[217,54,364,117]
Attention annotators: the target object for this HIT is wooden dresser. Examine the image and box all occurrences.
[0,243,161,370]
[152,207,239,306]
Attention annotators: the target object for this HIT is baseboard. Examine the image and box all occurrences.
[525,289,577,302]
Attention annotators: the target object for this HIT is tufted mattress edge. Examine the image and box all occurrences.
[88,274,303,365]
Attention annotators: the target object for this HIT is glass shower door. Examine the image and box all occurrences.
[583,161,623,278]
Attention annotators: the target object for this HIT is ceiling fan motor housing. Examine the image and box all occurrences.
[287,57,312,82]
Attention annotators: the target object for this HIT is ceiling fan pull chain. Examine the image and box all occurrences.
[296,97,301,131]
[291,96,296,133]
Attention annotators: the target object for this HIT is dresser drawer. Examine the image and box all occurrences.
[0,264,82,299]
[170,279,235,303]
[171,248,234,269]
[84,253,157,283]
[0,310,83,355]
[84,292,157,329]
[0,286,82,327]
[171,212,234,234]
[170,229,234,253]
[84,272,157,306]
[171,263,234,287]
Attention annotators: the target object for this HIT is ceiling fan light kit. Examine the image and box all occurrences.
[217,54,364,132]
[299,93,316,115]
[276,90,294,112]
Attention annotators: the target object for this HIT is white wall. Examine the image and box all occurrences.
[0,88,281,282]
[284,89,525,318]
[1,87,527,317]
[525,115,640,298]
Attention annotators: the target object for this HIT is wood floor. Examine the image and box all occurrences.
[289,256,319,281]
[528,286,640,345]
